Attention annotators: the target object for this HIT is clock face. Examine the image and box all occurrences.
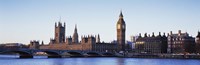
[122,25,125,29]
[117,24,121,29]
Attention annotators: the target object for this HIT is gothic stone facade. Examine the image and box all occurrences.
[29,12,126,53]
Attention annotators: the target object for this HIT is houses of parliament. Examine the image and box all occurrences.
[29,12,126,53]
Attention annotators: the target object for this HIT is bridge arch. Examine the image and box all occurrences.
[85,52,102,57]
[64,51,83,57]
[1,50,33,58]
[34,50,62,58]
[102,52,116,57]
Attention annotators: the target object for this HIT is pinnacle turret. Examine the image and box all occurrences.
[96,34,100,43]
[72,24,79,43]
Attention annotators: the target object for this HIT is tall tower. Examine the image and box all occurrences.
[116,11,126,52]
[55,22,65,43]
[96,34,100,43]
[196,31,200,43]
[72,24,79,43]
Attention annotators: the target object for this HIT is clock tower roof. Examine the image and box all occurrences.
[117,11,125,24]
[119,10,123,17]
[197,31,200,38]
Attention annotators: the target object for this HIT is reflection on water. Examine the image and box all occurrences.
[0,55,200,65]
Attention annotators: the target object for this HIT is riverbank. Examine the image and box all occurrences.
[1,54,200,59]
[129,53,200,59]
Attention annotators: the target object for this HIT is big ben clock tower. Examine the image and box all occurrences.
[116,11,126,52]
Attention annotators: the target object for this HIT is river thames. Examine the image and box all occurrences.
[0,55,200,65]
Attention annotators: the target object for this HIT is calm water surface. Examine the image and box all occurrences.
[0,55,200,65]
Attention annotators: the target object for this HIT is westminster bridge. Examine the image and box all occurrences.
[0,48,119,58]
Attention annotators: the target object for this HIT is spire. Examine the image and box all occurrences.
[119,10,123,18]
[74,24,77,33]
[41,41,44,45]
[72,24,79,43]
[97,34,100,43]
[117,10,126,27]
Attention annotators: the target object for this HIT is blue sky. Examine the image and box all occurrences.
[0,0,200,44]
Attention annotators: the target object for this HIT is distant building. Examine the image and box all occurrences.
[126,41,133,50]
[29,12,127,53]
[0,43,28,50]
[167,30,195,53]
[195,31,200,53]
[135,32,167,53]
[130,36,138,43]
[130,35,139,49]
[29,40,40,49]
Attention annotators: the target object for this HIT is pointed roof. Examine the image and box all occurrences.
[72,24,79,43]
[74,24,77,33]
[197,31,200,37]
[119,10,123,17]
[73,24,78,37]
[41,41,44,45]
[73,24,78,38]
[117,10,125,24]
[98,34,100,38]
